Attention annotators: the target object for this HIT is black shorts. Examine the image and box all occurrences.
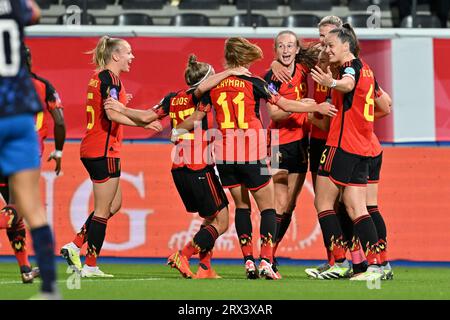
[216,161,271,191]
[171,166,228,218]
[368,152,383,183]
[317,146,369,186]
[271,137,309,174]
[0,174,7,187]
[309,137,327,173]
[81,157,121,183]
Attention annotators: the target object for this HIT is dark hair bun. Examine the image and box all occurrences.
[188,54,197,66]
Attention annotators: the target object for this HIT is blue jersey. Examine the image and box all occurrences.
[0,0,42,117]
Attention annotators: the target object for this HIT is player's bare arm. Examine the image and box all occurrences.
[194,66,251,98]
[374,89,392,120]
[104,97,158,125]
[270,60,292,83]
[274,96,337,117]
[48,108,66,175]
[311,65,355,93]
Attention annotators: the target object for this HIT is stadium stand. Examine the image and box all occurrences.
[113,12,154,25]
[170,13,210,25]
[36,0,449,28]
[400,14,442,28]
[120,0,167,10]
[57,12,97,24]
[236,0,280,10]
[281,14,321,27]
[178,0,221,10]
[36,0,59,9]
[62,0,115,9]
[289,0,333,11]
[228,13,269,27]
[345,13,373,27]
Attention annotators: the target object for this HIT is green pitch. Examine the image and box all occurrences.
[1,262,450,300]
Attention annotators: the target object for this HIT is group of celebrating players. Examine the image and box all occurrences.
[58,14,393,282]
[0,0,393,299]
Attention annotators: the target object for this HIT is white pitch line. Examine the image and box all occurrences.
[0,277,165,285]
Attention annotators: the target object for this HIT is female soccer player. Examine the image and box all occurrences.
[0,0,58,299]
[264,30,319,277]
[0,46,66,285]
[104,54,251,279]
[61,36,147,277]
[310,24,384,281]
[172,37,337,280]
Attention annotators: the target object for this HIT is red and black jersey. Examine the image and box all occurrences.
[198,75,272,162]
[154,89,212,171]
[80,70,127,159]
[310,81,330,140]
[265,63,309,145]
[31,73,63,154]
[369,132,382,157]
[327,58,378,157]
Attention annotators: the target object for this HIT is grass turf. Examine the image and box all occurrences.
[0,262,450,300]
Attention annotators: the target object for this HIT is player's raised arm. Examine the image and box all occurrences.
[194,66,250,98]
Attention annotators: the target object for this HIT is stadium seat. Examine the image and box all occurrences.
[348,0,390,11]
[57,13,97,25]
[120,0,167,10]
[289,0,332,11]
[36,0,58,9]
[113,13,153,25]
[236,0,280,10]
[400,14,442,28]
[170,13,210,26]
[62,0,114,10]
[345,14,372,27]
[282,14,320,27]
[178,0,221,10]
[228,14,269,27]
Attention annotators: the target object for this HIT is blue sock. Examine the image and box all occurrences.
[31,225,56,293]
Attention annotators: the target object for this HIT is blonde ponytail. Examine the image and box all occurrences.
[88,35,125,70]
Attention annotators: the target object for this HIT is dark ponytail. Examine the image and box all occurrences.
[295,42,320,70]
[329,23,360,57]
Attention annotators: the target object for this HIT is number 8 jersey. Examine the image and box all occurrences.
[327,58,379,157]
[80,70,127,159]
[0,0,42,117]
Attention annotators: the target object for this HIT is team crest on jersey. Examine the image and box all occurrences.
[89,79,99,88]
[109,88,118,100]
[267,83,278,96]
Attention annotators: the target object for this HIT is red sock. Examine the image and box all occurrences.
[7,218,31,269]
[73,211,116,248]
[199,251,212,269]
[379,239,388,264]
[0,205,17,229]
[238,234,254,260]
[181,241,200,259]
[260,234,274,263]
[326,248,335,265]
